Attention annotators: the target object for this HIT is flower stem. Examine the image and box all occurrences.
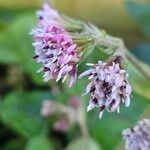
[77,101,89,139]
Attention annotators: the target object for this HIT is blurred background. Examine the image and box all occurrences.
[0,0,150,150]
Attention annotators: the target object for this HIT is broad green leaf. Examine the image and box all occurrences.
[87,91,149,150]
[0,91,54,138]
[66,137,101,150]
[0,48,19,63]
[26,135,54,150]
[126,1,150,37]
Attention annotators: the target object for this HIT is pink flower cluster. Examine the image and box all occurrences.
[123,119,150,150]
[41,97,81,133]
[31,3,80,86]
[79,56,132,118]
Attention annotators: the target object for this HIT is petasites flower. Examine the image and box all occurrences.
[30,3,81,86]
[122,119,150,150]
[79,56,132,118]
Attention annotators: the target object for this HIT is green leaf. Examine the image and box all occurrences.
[0,13,35,63]
[88,91,150,150]
[127,60,150,100]
[0,13,44,85]
[126,1,150,37]
[0,48,19,63]
[66,137,101,150]
[1,139,25,150]
[26,135,54,150]
[0,91,54,138]
[78,45,110,76]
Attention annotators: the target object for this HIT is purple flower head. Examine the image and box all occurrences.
[122,119,150,150]
[79,56,132,118]
[31,3,81,87]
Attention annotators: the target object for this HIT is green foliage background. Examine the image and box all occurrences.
[0,0,149,150]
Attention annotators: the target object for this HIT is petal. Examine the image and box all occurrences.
[115,75,124,87]
[86,63,95,66]
[126,83,132,94]
[87,102,95,112]
[62,73,68,83]
[117,107,120,113]
[56,68,64,82]
[86,82,93,94]
[125,96,130,107]
[110,99,120,112]
[78,69,93,79]
[69,73,77,87]
[88,74,95,80]
[99,111,104,119]
[67,44,77,53]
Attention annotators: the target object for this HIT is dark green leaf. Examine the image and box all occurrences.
[66,137,101,150]
[0,139,25,150]
[26,135,54,150]
[0,91,54,138]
